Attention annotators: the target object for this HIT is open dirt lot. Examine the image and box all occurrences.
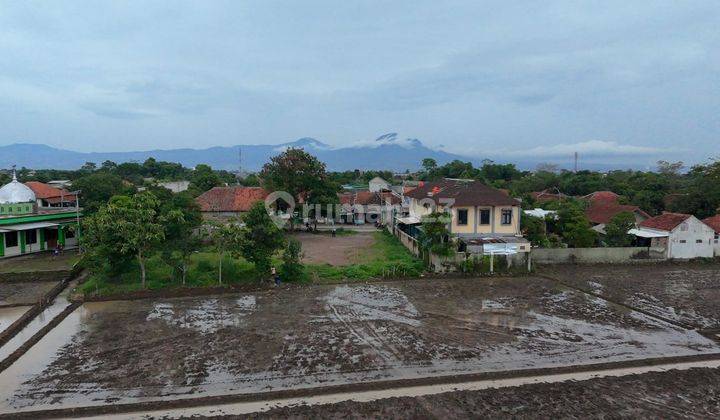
[293,232,376,265]
[0,252,78,274]
[543,263,720,330]
[0,281,58,307]
[251,366,720,419]
[0,276,717,414]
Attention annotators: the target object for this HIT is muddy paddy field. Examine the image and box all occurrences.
[253,366,720,419]
[1,275,718,415]
[543,264,720,330]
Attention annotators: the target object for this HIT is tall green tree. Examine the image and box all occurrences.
[72,173,134,214]
[190,164,222,195]
[280,238,304,280]
[604,211,636,247]
[241,201,285,277]
[83,192,172,288]
[207,221,245,285]
[555,202,597,248]
[260,148,331,229]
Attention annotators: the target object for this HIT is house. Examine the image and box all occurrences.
[157,180,190,193]
[702,215,720,256]
[25,181,77,208]
[632,212,715,259]
[196,186,269,222]
[338,190,400,224]
[530,189,569,203]
[368,177,391,192]
[583,191,650,234]
[400,179,528,252]
[1,171,81,258]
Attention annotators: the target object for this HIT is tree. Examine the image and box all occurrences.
[280,238,304,280]
[604,211,636,247]
[155,189,203,285]
[207,221,244,285]
[81,161,97,172]
[72,173,134,214]
[259,148,330,229]
[521,214,548,247]
[555,202,597,248]
[189,164,221,195]
[418,211,454,257]
[83,192,170,288]
[241,201,286,276]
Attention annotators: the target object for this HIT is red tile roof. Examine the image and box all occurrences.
[585,191,620,203]
[530,190,568,202]
[639,212,692,232]
[196,187,269,212]
[585,202,650,225]
[702,215,720,233]
[24,181,77,201]
[405,180,519,207]
[338,191,400,206]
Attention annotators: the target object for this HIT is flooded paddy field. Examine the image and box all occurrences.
[0,281,57,307]
[543,264,720,329]
[0,277,718,414]
[253,366,720,419]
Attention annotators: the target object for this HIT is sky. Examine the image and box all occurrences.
[1,1,718,165]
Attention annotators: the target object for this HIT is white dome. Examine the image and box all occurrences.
[0,172,36,204]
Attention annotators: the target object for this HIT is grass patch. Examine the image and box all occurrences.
[81,231,424,296]
[80,252,257,296]
[305,231,424,282]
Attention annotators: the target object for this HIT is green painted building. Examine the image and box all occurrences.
[0,171,81,258]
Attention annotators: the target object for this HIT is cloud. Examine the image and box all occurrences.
[497,140,680,158]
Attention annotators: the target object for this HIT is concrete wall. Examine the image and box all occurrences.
[395,228,421,257]
[532,247,666,264]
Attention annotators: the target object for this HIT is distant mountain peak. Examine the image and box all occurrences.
[375,132,398,143]
[282,137,330,149]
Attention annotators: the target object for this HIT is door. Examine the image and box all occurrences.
[45,228,58,249]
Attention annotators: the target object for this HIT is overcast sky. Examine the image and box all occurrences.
[1,1,718,164]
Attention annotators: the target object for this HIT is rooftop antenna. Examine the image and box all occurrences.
[237,146,242,184]
[574,152,578,173]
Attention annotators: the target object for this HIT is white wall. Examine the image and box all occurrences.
[668,217,715,259]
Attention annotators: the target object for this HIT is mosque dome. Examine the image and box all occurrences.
[0,171,36,204]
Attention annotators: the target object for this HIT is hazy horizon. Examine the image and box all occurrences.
[1,1,718,166]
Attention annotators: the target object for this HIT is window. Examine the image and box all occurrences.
[65,228,75,239]
[457,209,468,225]
[5,232,18,248]
[25,229,37,244]
[679,240,687,244]
[696,239,703,244]
[501,209,513,225]
[479,209,490,225]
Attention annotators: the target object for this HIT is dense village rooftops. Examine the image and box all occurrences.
[639,212,692,232]
[404,179,519,207]
[196,187,269,212]
[702,215,720,233]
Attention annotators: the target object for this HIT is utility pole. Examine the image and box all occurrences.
[237,147,242,184]
[574,151,578,173]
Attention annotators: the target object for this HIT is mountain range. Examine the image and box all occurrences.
[0,133,642,172]
[0,134,476,172]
